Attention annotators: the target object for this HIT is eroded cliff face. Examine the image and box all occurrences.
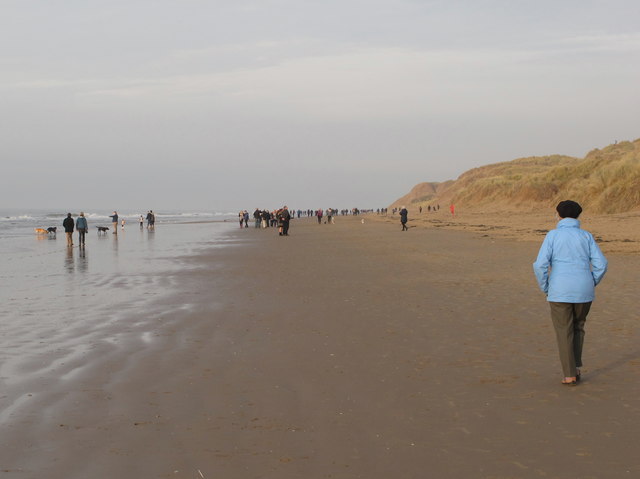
[389,181,448,209]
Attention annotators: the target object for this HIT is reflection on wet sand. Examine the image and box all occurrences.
[64,246,74,273]
[35,234,57,242]
[64,246,89,274]
[78,247,88,273]
[112,232,119,256]
[147,228,155,251]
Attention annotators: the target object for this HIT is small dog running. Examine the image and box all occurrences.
[96,226,109,235]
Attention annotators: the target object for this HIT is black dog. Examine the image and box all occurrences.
[96,226,109,235]
[47,227,57,234]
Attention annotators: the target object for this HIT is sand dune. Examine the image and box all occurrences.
[391,138,640,214]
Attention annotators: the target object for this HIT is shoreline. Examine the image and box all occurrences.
[2,216,639,478]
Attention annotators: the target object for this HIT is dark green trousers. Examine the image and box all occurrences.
[549,301,592,377]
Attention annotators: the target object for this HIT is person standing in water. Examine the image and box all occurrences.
[533,200,608,386]
[143,210,155,230]
[110,211,118,234]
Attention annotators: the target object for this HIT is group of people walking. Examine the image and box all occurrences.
[250,209,278,229]
[63,212,88,247]
[62,210,155,246]
[246,207,365,233]
[245,207,291,235]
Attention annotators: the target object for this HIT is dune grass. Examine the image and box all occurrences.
[399,139,640,214]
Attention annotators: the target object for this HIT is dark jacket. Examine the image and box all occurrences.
[63,216,75,233]
[278,209,291,222]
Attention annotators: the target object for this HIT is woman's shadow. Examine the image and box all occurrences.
[585,350,640,381]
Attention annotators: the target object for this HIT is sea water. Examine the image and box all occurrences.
[0,208,236,238]
[0,208,239,408]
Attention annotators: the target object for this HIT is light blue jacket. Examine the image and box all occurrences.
[533,218,608,303]
[76,216,88,230]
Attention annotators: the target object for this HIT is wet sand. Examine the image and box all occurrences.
[2,216,640,478]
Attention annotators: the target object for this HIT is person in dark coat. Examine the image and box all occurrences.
[63,213,75,247]
[261,209,270,228]
[399,206,408,231]
[278,206,291,236]
[110,211,118,234]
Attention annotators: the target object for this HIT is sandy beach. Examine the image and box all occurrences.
[378,206,640,254]
[2,215,640,478]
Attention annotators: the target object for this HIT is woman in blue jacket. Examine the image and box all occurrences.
[533,200,608,385]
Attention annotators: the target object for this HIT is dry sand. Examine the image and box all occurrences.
[2,215,640,478]
[380,206,640,254]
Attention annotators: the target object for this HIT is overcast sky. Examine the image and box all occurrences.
[2,0,639,211]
